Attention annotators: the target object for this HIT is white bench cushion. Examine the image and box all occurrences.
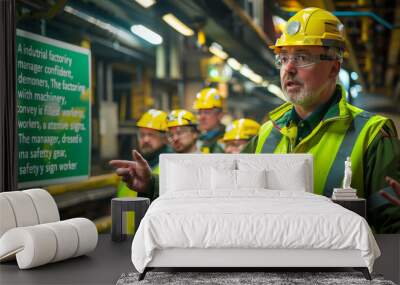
[0,225,57,269]
[0,196,17,237]
[24,189,60,223]
[1,191,39,227]
[0,189,59,238]
[0,218,97,269]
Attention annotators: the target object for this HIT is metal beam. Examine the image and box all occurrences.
[223,0,274,46]
[17,0,68,21]
[171,0,276,75]
[384,0,400,96]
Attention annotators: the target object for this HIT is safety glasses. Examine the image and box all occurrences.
[275,53,336,69]
[166,127,193,141]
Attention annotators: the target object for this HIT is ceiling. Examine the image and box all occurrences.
[161,0,400,99]
[15,0,400,102]
[275,0,400,99]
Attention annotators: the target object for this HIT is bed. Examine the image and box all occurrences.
[131,154,380,280]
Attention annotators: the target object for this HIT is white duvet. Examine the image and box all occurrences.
[131,190,380,273]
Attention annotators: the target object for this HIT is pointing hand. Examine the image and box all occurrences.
[109,150,152,193]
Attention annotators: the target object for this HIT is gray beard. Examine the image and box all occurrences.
[286,90,316,107]
[284,81,330,108]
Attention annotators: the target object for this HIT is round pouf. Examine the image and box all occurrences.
[111,197,150,242]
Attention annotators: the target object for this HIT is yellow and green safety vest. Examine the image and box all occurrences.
[255,85,397,198]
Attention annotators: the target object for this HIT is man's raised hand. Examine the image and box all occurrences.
[109,150,152,193]
[379,176,400,206]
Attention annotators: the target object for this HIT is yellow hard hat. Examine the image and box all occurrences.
[223,119,260,141]
[270,7,346,52]
[193,88,223,110]
[167,109,198,128]
[136,109,168,131]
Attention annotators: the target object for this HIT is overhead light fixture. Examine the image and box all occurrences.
[162,13,194,36]
[267,84,287,101]
[209,67,219,78]
[250,73,263,84]
[239,65,263,84]
[227,58,241,71]
[262,80,269,87]
[197,30,206,46]
[134,0,156,8]
[339,68,350,91]
[239,65,252,78]
[350,87,358,98]
[130,25,163,45]
[351,72,359,81]
[64,6,141,48]
[209,42,228,60]
[350,84,362,98]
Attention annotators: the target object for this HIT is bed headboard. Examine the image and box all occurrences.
[159,154,313,196]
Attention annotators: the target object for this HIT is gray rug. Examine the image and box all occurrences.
[116,271,395,285]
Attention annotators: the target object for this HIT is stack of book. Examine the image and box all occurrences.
[332,188,358,200]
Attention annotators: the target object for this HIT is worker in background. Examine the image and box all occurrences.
[117,109,202,200]
[223,118,260,154]
[193,87,225,153]
[116,109,171,198]
[153,109,204,199]
[167,109,202,154]
[241,7,400,233]
[110,8,400,233]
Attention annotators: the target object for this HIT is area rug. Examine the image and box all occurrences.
[116,271,395,285]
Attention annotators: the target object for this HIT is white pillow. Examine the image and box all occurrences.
[167,163,210,191]
[211,168,236,190]
[237,159,309,191]
[266,162,307,191]
[236,169,267,189]
[166,159,236,192]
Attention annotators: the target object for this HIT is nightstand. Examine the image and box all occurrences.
[111,197,150,242]
[332,198,366,219]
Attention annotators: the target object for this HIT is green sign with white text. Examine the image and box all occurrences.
[16,30,91,188]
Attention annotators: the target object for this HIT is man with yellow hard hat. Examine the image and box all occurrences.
[116,109,172,198]
[110,8,400,233]
[167,109,202,154]
[193,87,225,153]
[116,109,201,200]
[240,7,399,233]
[223,119,260,154]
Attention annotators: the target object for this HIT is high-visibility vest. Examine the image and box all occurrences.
[255,86,396,197]
[116,165,160,198]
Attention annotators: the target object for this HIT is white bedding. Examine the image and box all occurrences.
[131,190,380,273]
